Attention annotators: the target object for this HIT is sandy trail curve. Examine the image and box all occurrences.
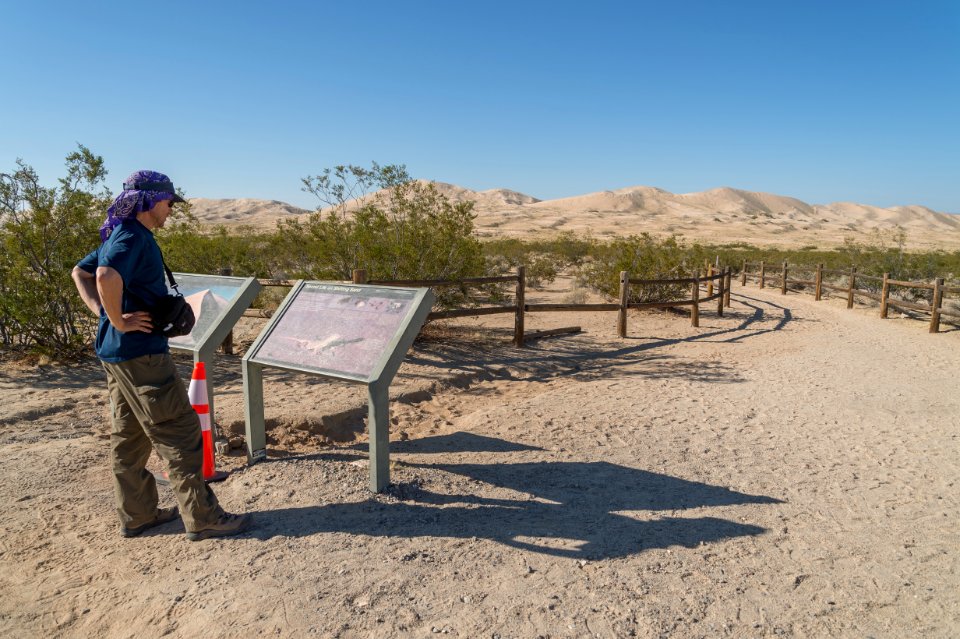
[1,283,957,638]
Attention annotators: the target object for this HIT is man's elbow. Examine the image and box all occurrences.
[72,266,93,281]
[95,266,119,284]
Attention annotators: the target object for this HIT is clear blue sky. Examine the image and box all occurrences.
[2,1,958,212]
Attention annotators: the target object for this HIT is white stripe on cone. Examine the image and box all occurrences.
[188,377,208,407]
[196,411,212,433]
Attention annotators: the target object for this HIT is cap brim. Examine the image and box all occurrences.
[171,194,187,204]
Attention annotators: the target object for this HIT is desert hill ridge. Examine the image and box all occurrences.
[186,182,960,250]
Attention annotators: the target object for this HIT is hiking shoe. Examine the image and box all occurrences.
[186,512,251,541]
[120,506,180,538]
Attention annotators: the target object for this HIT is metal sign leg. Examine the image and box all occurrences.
[243,361,267,464]
[367,382,390,492]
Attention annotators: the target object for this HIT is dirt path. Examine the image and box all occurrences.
[1,283,957,638]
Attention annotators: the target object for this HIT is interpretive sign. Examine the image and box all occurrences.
[242,281,435,491]
[247,282,421,382]
[165,273,261,431]
[167,273,255,350]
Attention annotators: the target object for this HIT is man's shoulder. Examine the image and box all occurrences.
[108,221,156,249]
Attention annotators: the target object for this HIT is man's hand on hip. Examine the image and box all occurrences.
[117,311,153,334]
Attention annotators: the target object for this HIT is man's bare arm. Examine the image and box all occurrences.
[95,266,153,334]
[71,267,102,316]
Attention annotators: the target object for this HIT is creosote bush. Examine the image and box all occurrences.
[577,233,708,302]
[0,146,109,358]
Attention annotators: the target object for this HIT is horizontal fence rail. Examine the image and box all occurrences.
[235,265,735,348]
[232,261,955,354]
[740,261,958,334]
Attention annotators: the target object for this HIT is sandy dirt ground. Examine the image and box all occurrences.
[1,279,958,638]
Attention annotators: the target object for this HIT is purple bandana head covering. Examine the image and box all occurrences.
[99,170,185,242]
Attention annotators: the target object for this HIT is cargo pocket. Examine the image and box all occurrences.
[135,377,188,426]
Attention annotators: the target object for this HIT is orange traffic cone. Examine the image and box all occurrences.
[188,362,228,482]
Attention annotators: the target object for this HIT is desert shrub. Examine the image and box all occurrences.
[159,164,491,309]
[484,231,595,271]
[482,231,597,291]
[273,164,487,308]
[524,253,564,288]
[562,287,590,305]
[0,147,109,357]
[528,231,596,266]
[158,217,275,279]
[578,233,706,302]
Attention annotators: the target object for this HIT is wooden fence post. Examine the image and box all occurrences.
[617,271,629,338]
[691,277,700,327]
[880,273,890,318]
[929,278,944,333]
[781,261,788,295]
[353,269,368,284]
[741,260,747,286]
[219,267,234,355]
[725,269,732,307]
[847,267,857,309]
[815,263,823,301]
[717,269,725,317]
[514,266,525,347]
[759,261,765,289]
[707,265,714,298]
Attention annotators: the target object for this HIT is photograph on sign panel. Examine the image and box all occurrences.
[253,284,417,379]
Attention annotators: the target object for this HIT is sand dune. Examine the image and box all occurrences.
[186,183,960,250]
[187,198,311,227]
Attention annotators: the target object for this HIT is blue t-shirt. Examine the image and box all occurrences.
[77,219,169,362]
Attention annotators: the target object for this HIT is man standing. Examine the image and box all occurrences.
[72,170,250,541]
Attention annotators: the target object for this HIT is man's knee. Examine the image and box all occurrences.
[152,411,204,466]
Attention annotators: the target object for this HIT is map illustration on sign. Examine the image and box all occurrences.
[249,283,420,381]
[166,274,247,349]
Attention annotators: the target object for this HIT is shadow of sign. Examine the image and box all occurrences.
[384,431,544,455]
[250,446,782,559]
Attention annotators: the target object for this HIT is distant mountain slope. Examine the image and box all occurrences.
[424,181,541,208]
[185,185,960,249]
[187,198,310,228]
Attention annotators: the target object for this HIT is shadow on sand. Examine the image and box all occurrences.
[399,291,795,387]
[248,432,783,560]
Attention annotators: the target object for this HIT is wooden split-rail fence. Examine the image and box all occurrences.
[230,265,734,349]
[740,260,960,333]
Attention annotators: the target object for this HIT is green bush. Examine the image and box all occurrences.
[164,165,491,309]
[577,233,707,302]
[0,147,109,357]
[275,165,487,307]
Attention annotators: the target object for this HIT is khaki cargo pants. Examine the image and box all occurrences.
[102,353,223,533]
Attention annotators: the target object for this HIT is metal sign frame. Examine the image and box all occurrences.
[242,281,435,492]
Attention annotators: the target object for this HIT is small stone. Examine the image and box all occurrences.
[228,436,244,449]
